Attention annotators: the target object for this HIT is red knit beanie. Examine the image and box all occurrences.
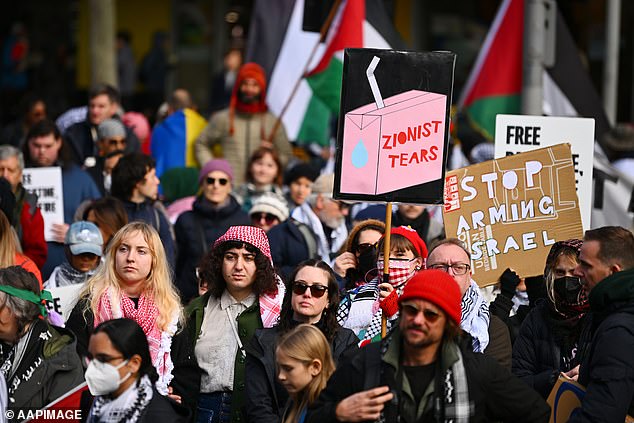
[387,226,428,258]
[398,269,462,325]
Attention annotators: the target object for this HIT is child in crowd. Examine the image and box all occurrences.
[45,221,103,288]
[276,324,335,423]
[235,147,285,212]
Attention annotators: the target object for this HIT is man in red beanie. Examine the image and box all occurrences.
[195,62,292,185]
[308,269,550,423]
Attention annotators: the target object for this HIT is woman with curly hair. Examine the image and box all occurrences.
[245,259,358,423]
[66,221,200,416]
[186,225,285,423]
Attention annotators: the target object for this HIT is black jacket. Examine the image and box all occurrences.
[512,300,591,398]
[307,329,550,423]
[244,323,358,423]
[267,219,316,280]
[66,299,200,419]
[174,195,250,303]
[569,268,634,422]
[64,118,140,166]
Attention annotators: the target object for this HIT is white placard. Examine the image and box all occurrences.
[22,167,65,241]
[494,115,594,230]
[45,283,83,320]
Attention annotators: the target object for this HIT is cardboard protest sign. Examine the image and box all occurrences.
[334,48,456,203]
[45,284,83,320]
[494,114,595,230]
[546,375,585,423]
[443,144,583,287]
[22,167,64,242]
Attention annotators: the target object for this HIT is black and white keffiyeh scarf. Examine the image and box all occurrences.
[88,374,154,423]
[460,280,490,352]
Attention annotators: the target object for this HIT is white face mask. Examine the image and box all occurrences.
[103,173,112,193]
[85,359,131,396]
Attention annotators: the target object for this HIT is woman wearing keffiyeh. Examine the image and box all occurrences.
[66,222,200,416]
[511,239,593,398]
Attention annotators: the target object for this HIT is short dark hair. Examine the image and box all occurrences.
[89,83,120,105]
[93,318,158,383]
[23,119,73,168]
[111,153,155,200]
[0,266,41,343]
[198,240,277,299]
[584,226,634,270]
[278,259,341,341]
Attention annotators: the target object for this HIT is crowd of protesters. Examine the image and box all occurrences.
[0,60,632,423]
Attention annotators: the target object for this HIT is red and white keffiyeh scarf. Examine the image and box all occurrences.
[95,288,177,395]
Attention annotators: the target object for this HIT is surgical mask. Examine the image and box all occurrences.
[553,276,583,304]
[376,259,417,288]
[85,359,131,396]
[103,173,112,193]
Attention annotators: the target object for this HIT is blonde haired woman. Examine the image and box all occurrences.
[66,221,200,415]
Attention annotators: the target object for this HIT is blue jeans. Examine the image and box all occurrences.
[196,392,232,423]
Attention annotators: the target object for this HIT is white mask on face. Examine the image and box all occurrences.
[85,359,131,396]
[103,173,112,193]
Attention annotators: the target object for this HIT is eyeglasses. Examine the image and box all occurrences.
[84,354,124,367]
[251,212,278,225]
[328,198,350,211]
[401,302,442,323]
[427,263,471,276]
[206,177,229,186]
[292,281,329,298]
[355,242,376,255]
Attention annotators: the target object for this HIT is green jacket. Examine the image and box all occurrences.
[186,291,263,423]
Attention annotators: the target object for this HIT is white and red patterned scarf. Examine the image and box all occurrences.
[95,288,176,395]
[259,276,285,328]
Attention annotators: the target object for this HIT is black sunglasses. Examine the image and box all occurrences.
[355,242,376,255]
[292,281,329,298]
[401,302,442,323]
[251,212,278,225]
[206,177,229,186]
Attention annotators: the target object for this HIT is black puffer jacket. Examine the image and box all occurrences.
[244,323,358,423]
[174,195,249,303]
[512,300,591,398]
[569,268,634,422]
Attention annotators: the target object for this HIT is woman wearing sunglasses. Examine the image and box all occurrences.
[333,219,386,290]
[174,159,250,304]
[245,259,358,423]
[338,226,428,345]
[248,192,289,233]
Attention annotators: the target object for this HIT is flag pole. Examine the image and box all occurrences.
[266,0,343,143]
[381,202,392,338]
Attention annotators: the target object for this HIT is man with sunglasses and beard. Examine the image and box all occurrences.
[307,269,550,423]
[175,159,250,304]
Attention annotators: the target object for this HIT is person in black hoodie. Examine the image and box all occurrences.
[174,159,249,304]
[245,259,358,423]
[111,153,175,269]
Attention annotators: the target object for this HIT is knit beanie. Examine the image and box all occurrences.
[199,159,234,185]
[398,269,462,325]
[97,118,127,140]
[213,225,272,262]
[544,239,582,275]
[284,163,320,186]
[388,226,428,258]
[249,192,289,222]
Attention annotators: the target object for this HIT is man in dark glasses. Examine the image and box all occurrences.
[307,270,550,423]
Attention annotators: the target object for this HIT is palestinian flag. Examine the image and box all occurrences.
[459,0,610,142]
[150,108,207,177]
[458,0,523,140]
[246,0,404,147]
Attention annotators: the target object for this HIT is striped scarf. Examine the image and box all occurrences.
[460,280,490,353]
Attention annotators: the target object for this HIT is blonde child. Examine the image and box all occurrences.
[276,324,336,423]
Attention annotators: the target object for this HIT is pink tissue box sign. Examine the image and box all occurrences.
[340,89,447,195]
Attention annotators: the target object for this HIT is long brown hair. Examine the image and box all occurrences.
[277,324,335,423]
[245,147,283,186]
[0,212,17,267]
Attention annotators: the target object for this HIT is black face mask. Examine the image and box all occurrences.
[356,248,378,281]
[553,276,583,304]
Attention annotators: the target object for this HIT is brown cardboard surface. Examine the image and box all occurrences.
[443,143,583,287]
